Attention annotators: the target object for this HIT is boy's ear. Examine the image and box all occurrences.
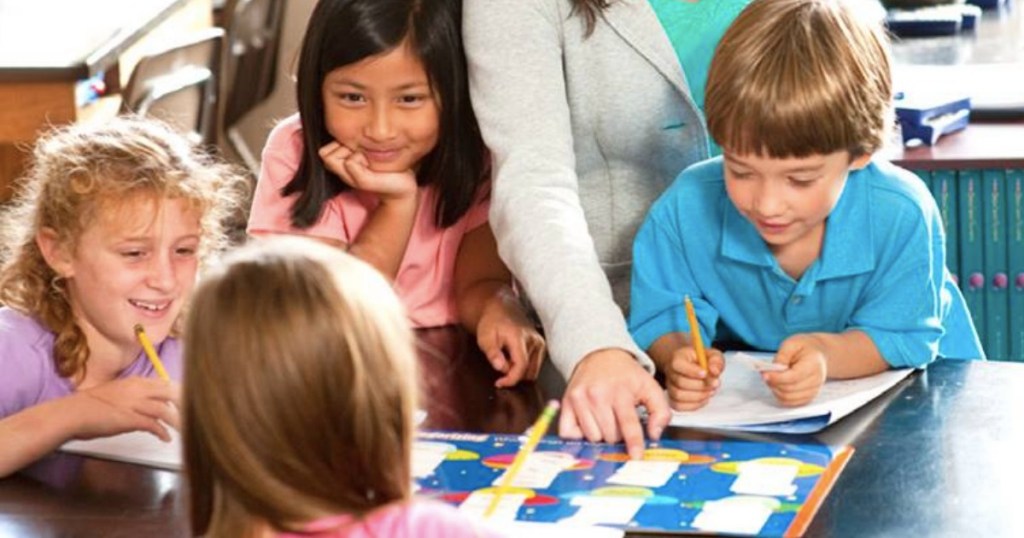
[849,153,873,171]
[36,227,74,278]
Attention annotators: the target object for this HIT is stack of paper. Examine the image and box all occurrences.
[669,352,914,433]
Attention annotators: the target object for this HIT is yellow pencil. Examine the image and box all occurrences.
[684,296,709,375]
[483,399,560,518]
[134,324,170,382]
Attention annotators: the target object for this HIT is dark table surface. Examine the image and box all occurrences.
[2,327,1023,537]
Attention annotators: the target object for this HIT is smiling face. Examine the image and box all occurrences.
[321,41,440,173]
[45,194,202,362]
[723,149,870,258]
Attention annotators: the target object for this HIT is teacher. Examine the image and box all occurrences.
[463,0,748,458]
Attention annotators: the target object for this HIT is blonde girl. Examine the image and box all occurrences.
[0,117,248,477]
[184,236,497,537]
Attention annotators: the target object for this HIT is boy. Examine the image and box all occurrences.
[628,0,984,412]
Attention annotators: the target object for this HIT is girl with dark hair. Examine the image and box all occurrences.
[249,0,544,387]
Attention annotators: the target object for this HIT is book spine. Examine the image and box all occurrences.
[958,169,986,352]
[932,169,960,284]
[911,168,932,192]
[982,169,1008,360]
[1008,168,1024,362]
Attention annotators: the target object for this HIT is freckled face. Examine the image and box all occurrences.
[321,42,440,173]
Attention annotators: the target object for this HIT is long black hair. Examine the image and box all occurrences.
[284,0,487,228]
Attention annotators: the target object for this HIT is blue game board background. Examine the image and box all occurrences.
[415,431,843,536]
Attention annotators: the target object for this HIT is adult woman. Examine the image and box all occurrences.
[464,0,747,457]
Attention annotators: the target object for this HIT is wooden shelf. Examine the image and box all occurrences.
[885,121,1024,170]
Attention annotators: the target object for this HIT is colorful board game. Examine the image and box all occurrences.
[414,431,851,536]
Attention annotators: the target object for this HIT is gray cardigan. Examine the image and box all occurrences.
[464,0,710,376]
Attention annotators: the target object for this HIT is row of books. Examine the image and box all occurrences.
[911,168,1024,362]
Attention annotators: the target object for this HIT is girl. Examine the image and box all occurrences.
[247,0,544,388]
[183,236,500,537]
[0,117,249,477]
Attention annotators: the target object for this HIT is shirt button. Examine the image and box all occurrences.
[791,296,803,305]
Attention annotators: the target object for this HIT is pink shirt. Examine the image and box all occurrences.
[274,501,503,538]
[248,114,490,328]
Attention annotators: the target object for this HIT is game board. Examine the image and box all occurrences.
[414,431,851,536]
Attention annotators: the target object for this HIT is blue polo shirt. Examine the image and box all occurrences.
[629,157,985,367]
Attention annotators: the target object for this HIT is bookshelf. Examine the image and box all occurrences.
[887,121,1024,362]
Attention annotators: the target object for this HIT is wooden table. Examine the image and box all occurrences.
[0,0,213,201]
[2,327,1023,536]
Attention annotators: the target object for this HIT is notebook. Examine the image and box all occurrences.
[668,352,914,434]
[61,430,181,470]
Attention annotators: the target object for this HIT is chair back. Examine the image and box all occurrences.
[120,27,226,146]
[221,0,284,128]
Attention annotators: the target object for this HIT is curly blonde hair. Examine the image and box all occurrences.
[0,116,250,382]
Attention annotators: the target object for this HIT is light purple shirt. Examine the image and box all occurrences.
[0,307,182,419]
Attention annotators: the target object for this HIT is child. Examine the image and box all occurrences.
[247,0,544,388]
[0,117,248,477]
[183,236,500,537]
[628,0,984,412]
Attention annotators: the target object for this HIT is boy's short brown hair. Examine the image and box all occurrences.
[706,0,893,159]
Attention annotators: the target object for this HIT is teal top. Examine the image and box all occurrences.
[647,0,751,155]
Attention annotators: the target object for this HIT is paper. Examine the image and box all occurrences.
[605,460,679,488]
[412,441,453,478]
[459,490,527,522]
[61,430,182,470]
[691,496,778,535]
[730,460,799,496]
[491,451,577,489]
[670,352,914,433]
[561,495,646,526]
[731,351,788,372]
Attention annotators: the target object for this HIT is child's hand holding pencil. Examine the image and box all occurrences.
[663,344,725,412]
[662,297,726,412]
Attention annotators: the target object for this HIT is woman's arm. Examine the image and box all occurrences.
[463,0,669,457]
[464,0,646,375]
